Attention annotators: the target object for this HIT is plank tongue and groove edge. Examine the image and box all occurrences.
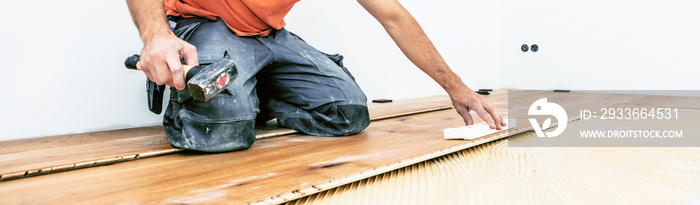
[0,93,481,181]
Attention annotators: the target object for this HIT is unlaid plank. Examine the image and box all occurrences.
[0,95,454,180]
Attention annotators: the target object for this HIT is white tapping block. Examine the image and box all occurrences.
[444,119,515,140]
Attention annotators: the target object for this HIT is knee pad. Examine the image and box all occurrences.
[329,104,370,135]
[278,103,369,136]
[163,87,258,152]
[166,119,256,152]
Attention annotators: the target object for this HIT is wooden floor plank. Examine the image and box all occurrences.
[0,126,166,155]
[0,91,514,204]
[0,108,471,204]
[0,95,454,180]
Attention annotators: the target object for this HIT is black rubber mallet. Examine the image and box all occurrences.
[124,54,238,101]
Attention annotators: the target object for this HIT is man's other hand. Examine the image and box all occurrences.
[450,86,507,130]
[139,34,198,90]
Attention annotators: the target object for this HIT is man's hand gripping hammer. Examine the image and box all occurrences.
[124,54,238,102]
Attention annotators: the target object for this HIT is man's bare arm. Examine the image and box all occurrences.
[126,0,197,90]
[357,0,506,129]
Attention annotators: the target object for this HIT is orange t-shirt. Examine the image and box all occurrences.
[164,0,299,36]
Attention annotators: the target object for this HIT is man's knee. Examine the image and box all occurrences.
[166,119,256,152]
[276,103,370,136]
[310,103,370,136]
[329,105,369,136]
[163,81,259,152]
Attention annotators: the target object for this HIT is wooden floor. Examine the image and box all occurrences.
[0,92,508,204]
[0,95,453,181]
[0,93,476,204]
[1,90,699,204]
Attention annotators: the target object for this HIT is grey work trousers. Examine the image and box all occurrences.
[163,17,370,152]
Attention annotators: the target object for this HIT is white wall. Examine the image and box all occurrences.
[1,0,697,141]
[501,0,700,90]
[1,1,155,141]
[284,1,502,101]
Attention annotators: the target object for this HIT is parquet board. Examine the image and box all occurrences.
[0,95,453,180]
[0,107,516,204]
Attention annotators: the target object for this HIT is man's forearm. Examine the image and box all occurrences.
[360,1,470,94]
[386,16,468,93]
[126,0,173,43]
[359,0,505,129]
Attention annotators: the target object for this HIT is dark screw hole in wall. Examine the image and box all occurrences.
[521,44,539,52]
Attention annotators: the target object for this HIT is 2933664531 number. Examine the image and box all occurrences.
[597,107,678,120]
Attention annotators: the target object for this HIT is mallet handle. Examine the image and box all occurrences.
[124,54,196,79]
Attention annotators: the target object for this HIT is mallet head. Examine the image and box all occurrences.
[187,59,238,101]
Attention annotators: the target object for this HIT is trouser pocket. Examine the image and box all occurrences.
[170,16,210,40]
[323,52,356,81]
